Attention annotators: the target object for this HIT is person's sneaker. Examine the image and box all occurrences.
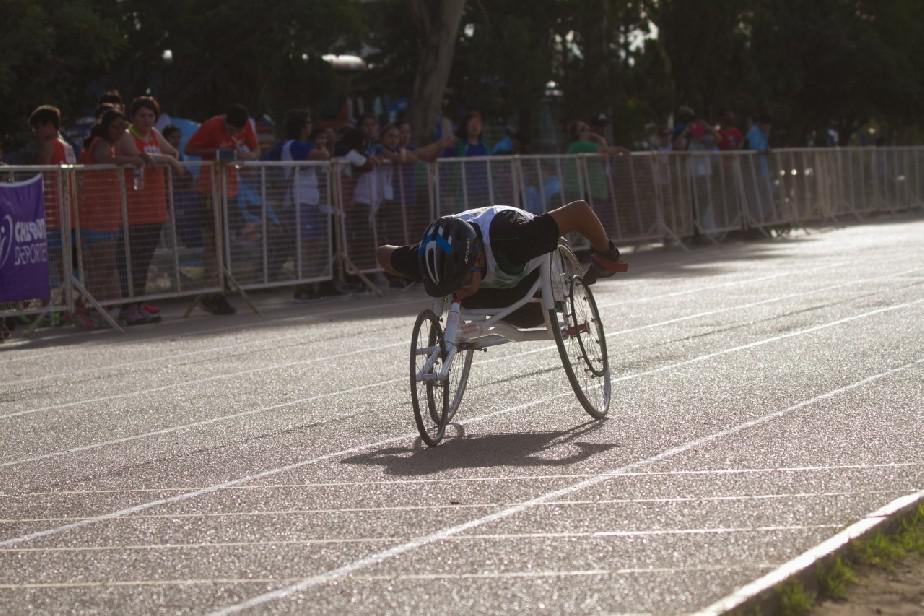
[200,293,236,315]
[584,240,628,284]
[141,303,160,315]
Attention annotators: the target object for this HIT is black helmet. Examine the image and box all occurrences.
[417,216,480,297]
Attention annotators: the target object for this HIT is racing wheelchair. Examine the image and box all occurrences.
[409,242,625,446]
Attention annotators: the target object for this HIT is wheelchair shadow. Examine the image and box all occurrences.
[341,420,620,477]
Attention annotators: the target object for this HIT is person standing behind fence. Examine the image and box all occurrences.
[183,104,259,315]
[345,118,384,273]
[745,115,772,153]
[113,96,185,325]
[445,111,491,208]
[30,105,76,165]
[29,105,76,286]
[717,110,744,151]
[76,109,146,327]
[268,109,330,291]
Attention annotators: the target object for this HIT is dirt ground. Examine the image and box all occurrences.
[813,554,924,615]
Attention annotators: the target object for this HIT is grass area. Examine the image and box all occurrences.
[733,502,924,615]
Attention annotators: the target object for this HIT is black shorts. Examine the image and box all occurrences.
[390,210,560,281]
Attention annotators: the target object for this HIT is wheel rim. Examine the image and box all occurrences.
[569,279,607,377]
[558,277,610,413]
[410,310,448,445]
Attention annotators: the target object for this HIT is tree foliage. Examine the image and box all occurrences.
[4,0,924,152]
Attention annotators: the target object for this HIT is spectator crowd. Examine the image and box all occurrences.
[4,88,780,332]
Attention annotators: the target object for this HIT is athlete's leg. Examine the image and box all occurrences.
[547,200,609,252]
[547,200,625,281]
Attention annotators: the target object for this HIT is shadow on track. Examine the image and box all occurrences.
[342,420,620,476]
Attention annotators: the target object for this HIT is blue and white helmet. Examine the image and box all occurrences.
[417,216,480,297]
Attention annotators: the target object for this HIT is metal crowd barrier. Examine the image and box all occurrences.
[70,160,224,307]
[2,146,923,336]
[221,161,335,290]
[333,159,432,283]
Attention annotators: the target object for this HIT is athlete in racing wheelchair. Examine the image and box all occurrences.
[377,200,628,446]
[376,200,626,316]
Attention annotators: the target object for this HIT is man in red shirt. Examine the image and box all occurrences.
[184,104,260,315]
[717,109,744,151]
[185,104,259,196]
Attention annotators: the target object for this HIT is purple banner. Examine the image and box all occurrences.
[0,175,50,302]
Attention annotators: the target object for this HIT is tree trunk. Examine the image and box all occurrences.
[407,0,466,147]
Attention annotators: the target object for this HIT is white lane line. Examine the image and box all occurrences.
[0,377,397,469]
[0,340,405,421]
[7,462,919,496]
[206,357,924,615]
[1,260,837,409]
[2,320,409,388]
[2,489,910,524]
[0,565,774,590]
[1,301,920,551]
[0,243,805,367]
[3,271,919,469]
[458,524,842,540]
[1,248,805,385]
[694,490,924,615]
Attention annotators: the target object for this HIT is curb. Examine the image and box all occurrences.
[695,489,924,615]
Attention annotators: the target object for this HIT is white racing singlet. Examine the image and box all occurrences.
[451,206,546,290]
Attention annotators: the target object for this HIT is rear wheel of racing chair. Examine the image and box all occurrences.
[410,309,450,446]
[549,246,612,419]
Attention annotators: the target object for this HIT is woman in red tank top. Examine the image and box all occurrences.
[77,109,145,308]
[114,96,185,324]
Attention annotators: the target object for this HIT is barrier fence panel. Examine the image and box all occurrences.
[394,160,434,246]
[516,154,591,250]
[914,148,924,209]
[679,152,742,235]
[5,146,924,335]
[586,153,664,243]
[222,161,334,289]
[71,161,223,310]
[334,160,384,274]
[518,155,570,215]
[434,156,518,216]
[655,153,696,239]
[809,149,837,222]
[628,153,667,241]
[0,167,72,320]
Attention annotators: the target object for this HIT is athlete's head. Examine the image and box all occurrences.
[417,217,481,298]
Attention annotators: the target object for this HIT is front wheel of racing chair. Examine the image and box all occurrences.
[549,244,612,419]
[410,309,450,446]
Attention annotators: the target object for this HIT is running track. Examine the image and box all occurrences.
[1,215,922,614]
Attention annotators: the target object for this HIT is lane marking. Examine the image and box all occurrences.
[2,489,911,524]
[1,301,920,551]
[1,341,406,421]
[3,273,921,468]
[0,255,893,410]
[694,490,924,615]
[0,565,775,590]
[205,357,924,615]
[6,462,920,497]
[0,377,398,468]
[0,243,819,367]
[1,259,843,411]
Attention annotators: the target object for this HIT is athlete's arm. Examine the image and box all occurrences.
[376,245,408,277]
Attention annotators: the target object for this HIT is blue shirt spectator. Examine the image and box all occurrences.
[745,117,771,152]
